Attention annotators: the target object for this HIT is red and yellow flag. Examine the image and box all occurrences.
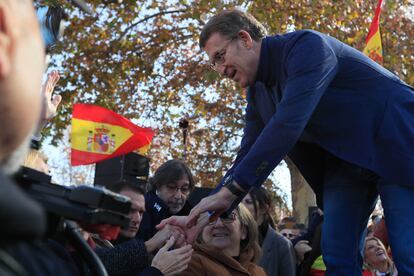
[71,104,154,166]
[363,0,383,64]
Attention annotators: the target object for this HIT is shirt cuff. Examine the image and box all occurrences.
[232,174,251,191]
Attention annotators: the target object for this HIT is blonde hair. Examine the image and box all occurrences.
[237,204,262,263]
[23,149,49,174]
[364,236,395,273]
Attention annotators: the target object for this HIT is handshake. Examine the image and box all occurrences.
[147,186,238,275]
[156,181,241,246]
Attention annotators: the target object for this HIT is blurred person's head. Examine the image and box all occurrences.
[199,9,267,88]
[278,217,303,240]
[279,216,297,225]
[149,159,195,214]
[279,228,301,240]
[200,204,261,262]
[0,0,45,173]
[242,187,276,229]
[108,181,145,239]
[364,236,395,273]
[36,5,67,53]
[22,149,49,174]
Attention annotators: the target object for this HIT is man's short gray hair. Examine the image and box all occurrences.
[199,9,267,49]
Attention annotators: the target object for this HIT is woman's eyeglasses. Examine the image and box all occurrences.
[207,212,237,226]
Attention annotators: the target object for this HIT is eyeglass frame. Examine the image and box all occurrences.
[281,232,295,238]
[207,211,237,226]
[164,183,191,195]
[209,37,237,71]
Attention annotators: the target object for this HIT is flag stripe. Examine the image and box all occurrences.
[71,149,112,166]
[71,118,133,153]
[365,0,383,44]
[71,104,154,166]
[73,104,140,130]
[363,30,383,56]
[363,0,383,64]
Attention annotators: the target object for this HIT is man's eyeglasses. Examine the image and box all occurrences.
[282,233,295,238]
[207,212,237,226]
[281,231,299,239]
[209,38,235,71]
[166,184,191,195]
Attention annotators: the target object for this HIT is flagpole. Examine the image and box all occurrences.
[70,155,73,185]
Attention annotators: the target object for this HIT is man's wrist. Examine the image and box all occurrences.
[231,181,247,193]
[222,176,246,197]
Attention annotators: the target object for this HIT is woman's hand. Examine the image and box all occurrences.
[151,236,193,275]
[145,224,185,253]
[157,214,209,245]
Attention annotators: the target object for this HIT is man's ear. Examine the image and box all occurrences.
[0,3,12,78]
[238,30,253,49]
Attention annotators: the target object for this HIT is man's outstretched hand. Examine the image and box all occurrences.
[156,215,204,245]
[187,185,236,227]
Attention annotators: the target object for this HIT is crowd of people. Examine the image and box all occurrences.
[1,0,413,275]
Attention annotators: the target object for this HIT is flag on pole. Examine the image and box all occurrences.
[71,104,154,166]
[363,0,384,64]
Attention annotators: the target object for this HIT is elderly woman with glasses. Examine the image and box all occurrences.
[179,204,266,276]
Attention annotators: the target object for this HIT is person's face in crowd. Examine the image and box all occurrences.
[119,188,145,239]
[0,0,45,166]
[242,193,256,218]
[202,210,246,257]
[280,228,301,240]
[204,31,260,88]
[156,175,190,214]
[364,238,389,268]
[242,193,267,226]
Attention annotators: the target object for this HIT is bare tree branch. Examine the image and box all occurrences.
[119,9,188,40]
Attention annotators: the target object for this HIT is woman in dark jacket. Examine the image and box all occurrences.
[242,187,296,276]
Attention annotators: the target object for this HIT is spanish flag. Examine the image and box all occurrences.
[363,0,383,64]
[71,104,154,166]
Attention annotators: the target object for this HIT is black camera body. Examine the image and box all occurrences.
[15,166,131,231]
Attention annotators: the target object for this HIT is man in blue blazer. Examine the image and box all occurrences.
[159,9,414,275]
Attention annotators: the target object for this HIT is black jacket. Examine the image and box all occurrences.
[96,237,163,276]
[136,191,192,242]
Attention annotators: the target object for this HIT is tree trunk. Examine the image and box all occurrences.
[285,157,316,226]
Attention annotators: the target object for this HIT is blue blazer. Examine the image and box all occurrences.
[221,30,414,195]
